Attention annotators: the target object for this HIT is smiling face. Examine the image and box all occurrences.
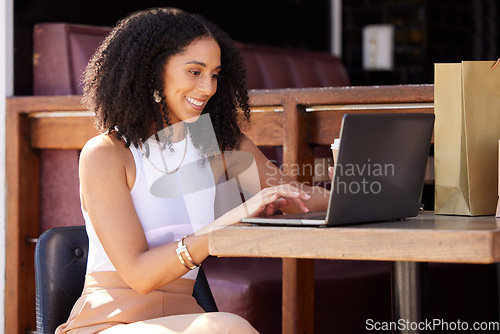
[162,37,221,125]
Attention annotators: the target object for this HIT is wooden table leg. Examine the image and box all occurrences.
[282,258,315,334]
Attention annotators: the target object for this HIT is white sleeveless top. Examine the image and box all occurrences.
[84,133,216,280]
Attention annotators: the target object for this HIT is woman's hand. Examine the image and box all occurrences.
[239,184,311,218]
[197,184,312,236]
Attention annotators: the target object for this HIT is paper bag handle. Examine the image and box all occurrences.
[492,58,500,70]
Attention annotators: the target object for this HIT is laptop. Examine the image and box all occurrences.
[242,112,435,227]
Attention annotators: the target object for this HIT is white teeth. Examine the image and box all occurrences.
[186,97,204,107]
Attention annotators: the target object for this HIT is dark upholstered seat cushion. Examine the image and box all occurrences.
[203,257,392,334]
[33,23,349,95]
[35,226,217,334]
[236,42,350,89]
[35,226,89,334]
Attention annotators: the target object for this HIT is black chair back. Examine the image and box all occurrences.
[35,225,217,334]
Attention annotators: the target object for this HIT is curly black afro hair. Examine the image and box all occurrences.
[82,7,250,153]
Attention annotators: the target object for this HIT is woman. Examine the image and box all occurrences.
[57,7,329,333]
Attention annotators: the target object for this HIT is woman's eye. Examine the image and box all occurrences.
[212,73,219,80]
[189,70,201,76]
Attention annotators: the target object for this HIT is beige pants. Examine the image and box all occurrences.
[56,271,258,334]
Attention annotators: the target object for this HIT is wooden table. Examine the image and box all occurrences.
[209,212,500,334]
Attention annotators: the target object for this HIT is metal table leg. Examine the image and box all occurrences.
[391,261,428,334]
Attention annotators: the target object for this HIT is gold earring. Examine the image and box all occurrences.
[153,90,162,103]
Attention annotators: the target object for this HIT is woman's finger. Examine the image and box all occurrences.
[266,184,310,201]
[242,184,311,219]
[288,196,309,212]
[328,166,334,180]
[262,198,292,216]
[262,185,310,213]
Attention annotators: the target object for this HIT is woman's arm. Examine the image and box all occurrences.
[80,134,196,294]
[80,134,310,294]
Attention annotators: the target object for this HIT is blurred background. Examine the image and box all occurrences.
[13,0,499,95]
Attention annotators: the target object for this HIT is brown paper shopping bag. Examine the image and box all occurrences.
[497,140,500,217]
[434,61,500,216]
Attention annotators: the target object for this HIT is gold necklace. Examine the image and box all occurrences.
[140,127,188,174]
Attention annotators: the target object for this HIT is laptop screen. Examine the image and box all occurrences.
[326,113,434,225]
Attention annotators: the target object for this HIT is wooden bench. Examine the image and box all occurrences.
[6,85,434,333]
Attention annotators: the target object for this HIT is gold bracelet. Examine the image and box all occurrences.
[175,235,200,270]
